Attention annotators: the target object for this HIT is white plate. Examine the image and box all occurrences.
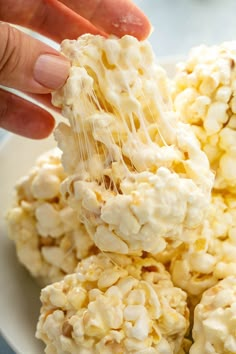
[0,60,177,354]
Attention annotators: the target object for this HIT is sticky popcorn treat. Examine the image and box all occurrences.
[36,253,189,354]
[190,277,236,354]
[173,41,236,192]
[170,192,236,299]
[52,34,214,255]
[7,149,96,285]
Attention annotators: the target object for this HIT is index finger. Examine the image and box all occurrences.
[57,0,151,40]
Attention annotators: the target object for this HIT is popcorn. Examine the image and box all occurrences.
[170,192,236,299]
[36,253,189,353]
[52,34,214,255]
[190,277,236,354]
[172,41,236,192]
[7,149,96,285]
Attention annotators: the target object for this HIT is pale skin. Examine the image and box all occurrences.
[0,0,151,139]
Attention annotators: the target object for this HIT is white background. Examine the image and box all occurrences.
[135,0,236,57]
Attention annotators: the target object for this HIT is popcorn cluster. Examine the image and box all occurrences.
[52,34,214,255]
[36,253,189,354]
[172,42,236,192]
[7,149,96,285]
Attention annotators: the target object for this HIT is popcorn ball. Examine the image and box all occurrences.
[36,253,189,354]
[172,41,236,192]
[190,277,236,354]
[170,192,236,299]
[52,34,214,255]
[7,149,96,285]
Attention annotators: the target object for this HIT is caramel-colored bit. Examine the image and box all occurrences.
[62,320,73,338]
[43,309,55,320]
[39,236,55,247]
[230,58,235,69]
[142,265,158,273]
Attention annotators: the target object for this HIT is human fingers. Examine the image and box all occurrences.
[0,0,106,43]
[0,23,70,93]
[58,0,151,39]
[0,89,55,139]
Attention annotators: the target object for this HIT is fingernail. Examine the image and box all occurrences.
[34,54,70,90]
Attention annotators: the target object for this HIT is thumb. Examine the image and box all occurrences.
[0,23,70,94]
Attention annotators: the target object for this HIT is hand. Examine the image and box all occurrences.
[0,0,151,139]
